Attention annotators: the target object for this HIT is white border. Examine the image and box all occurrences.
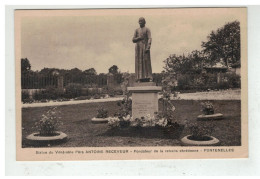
[4,4,260,176]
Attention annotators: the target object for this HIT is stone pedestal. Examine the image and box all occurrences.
[127,84,162,119]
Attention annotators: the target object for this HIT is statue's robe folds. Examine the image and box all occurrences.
[132,27,152,81]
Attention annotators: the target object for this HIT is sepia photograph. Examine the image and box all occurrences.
[15,8,247,160]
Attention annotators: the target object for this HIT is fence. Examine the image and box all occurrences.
[21,73,108,89]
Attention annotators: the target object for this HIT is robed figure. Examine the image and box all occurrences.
[132,17,153,82]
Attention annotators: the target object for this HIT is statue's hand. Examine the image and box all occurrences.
[138,36,144,40]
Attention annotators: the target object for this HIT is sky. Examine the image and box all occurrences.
[21,8,245,73]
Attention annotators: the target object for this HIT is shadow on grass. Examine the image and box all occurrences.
[100,125,185,139]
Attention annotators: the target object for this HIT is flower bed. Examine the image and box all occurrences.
[103,114,184,139]
[26,107,67,146]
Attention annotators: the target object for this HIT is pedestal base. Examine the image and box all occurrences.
[127,85,162,119]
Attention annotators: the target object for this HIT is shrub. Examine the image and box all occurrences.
[226,73,241,88]
[94,94,101,99]
[45,86,64,100]
[34,107,63,136]
[108,89,115,97]
[175,72,240,91]
[114,96,132,118]
[65,83,83,98]
[96,106,108,118]
[114,89,123,95]
[189,123,216,140]
[177,74,193,90]
[23,98,34,104]
[201,101,214,115]
[22,91,30,102]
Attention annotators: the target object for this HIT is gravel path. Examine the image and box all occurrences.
[22,89,241,108]
[177,89,241,100]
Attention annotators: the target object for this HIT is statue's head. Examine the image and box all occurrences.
[138,17,146,28]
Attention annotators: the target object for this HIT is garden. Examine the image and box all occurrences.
[22,99,241,147]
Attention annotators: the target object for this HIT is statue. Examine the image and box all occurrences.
[132,17,152,82]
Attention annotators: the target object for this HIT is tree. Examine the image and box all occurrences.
[21,58,31,73]
[163,50,205,75]
[202,21,240,67]
[108,65,119,75]
[84,68,97,75]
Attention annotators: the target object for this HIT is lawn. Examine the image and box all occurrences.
[22,100,241,147]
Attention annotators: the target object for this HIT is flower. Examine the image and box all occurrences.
[123,115,131,122]
[34,107,62,136]
[107,117,120,128]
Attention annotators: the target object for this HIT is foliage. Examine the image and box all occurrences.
[21,58,31,74]
[108,65,119,75]
[65,83,83,98]
[108,114,170,129]
[84,68,97,75]
[113,72,133,118]
[94,94,101,99]
[34,107,63,136]
[163,50,205,75]
[22,91,30,101]
[175,73,240,91]
[160,71,177,124]
[107,117,121,128]
[202,21,240,67]
[115,96,132,118]
[131,114,168,128]
[201,101,214,115]
[225,73,241,88]
[96,106,108,118]
[74,96,91,100]
[22,98,34,104]
[188,122,216,140]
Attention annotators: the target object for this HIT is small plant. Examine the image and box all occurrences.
[96,106,108,118]
[107,117,120,128]
[34,107,63,136]
[94,94,101,99]
[115,96,132,118]
[188,122,216,141]
[159,86,176,124]
[130,114,168,128]
[201,101,214,115]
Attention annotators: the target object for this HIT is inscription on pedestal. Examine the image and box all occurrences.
[132,93,158,119]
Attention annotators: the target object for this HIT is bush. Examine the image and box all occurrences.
[114,89,123,95]
[45,86,64,100]
[22,91,30,102]
[96,106,108,118]
[94,94,101,99]
[33,86,64,101]
[34,90,48,101]
[108,89,115,97]
[176,72,240,91]
[23,98,34,104]
[226,73,241,88]
[34,107,63,136]
[74,96,91,100]
[65,83,83,98]
[177,74,193,90]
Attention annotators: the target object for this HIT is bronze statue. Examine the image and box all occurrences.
[132,17,152,82]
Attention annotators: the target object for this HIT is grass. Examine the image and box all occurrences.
[22,100,241,147]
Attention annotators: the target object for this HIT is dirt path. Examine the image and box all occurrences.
[22,89,241,108]
[178,89,241,100]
